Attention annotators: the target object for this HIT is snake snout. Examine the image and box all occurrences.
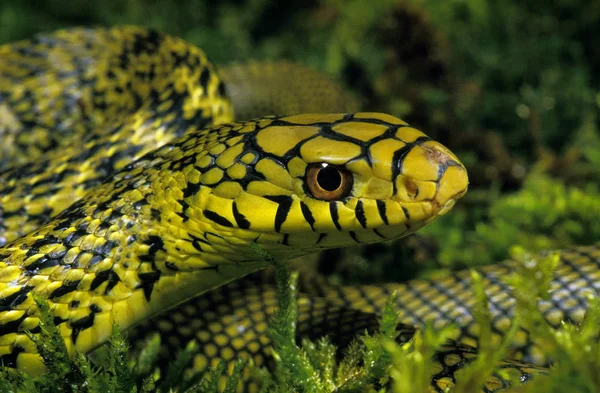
[377,137,468,234]
[426,143,469,215]
[391,140,468,203]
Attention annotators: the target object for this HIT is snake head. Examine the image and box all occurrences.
[178,112,468,261]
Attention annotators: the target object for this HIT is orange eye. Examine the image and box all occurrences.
[305,163,353,201]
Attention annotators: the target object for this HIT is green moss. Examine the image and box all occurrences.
[505,248,600,393]
[255,255,402,393]
[419,175,600,271]
[4,248,600,392]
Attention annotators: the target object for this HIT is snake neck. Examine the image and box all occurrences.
[0,199,270,373]
[0,128,267,371]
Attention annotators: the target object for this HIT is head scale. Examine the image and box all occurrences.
[157,112,468,264]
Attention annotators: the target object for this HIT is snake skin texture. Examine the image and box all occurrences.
[126,246,600,392]
[0,26,232,171]
[0,108,467,374]
[220,61,361,121]
[127,268,555,392]
[314,246,600,364]
[0,26,232,246]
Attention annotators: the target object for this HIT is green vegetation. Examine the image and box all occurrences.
[4,250,600,392]
[420,174,600,271]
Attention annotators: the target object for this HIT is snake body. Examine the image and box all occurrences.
[0,27,468,373]
[0,26,233,244]
[0,109,465,373]
[127,245,599,391]
[0,26,231,169]
[0,26,596,392]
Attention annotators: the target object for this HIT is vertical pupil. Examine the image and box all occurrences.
[317,167,342,191]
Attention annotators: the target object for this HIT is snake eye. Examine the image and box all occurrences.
[306,163,353,201]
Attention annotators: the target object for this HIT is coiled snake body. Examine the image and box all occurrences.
[0,26,597,392]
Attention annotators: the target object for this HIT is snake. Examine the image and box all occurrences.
[0,26,597,392]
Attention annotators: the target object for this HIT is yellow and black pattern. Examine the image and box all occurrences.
[0,26,232,169]
[0,26,232,245]
[128,276,410,373]
[0,111,467,374]
[429,344,547,392]
[129,245,595,391]
[313,245,600,365]
[128,265,551,393]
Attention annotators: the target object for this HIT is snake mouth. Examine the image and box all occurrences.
[435,164,469,211]
[435,195,461,216]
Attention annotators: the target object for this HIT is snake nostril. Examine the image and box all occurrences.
[405,178,418,198]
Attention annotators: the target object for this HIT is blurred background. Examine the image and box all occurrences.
[1,0,599,283]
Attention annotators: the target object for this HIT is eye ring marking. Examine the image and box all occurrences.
[306,163,353,201]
